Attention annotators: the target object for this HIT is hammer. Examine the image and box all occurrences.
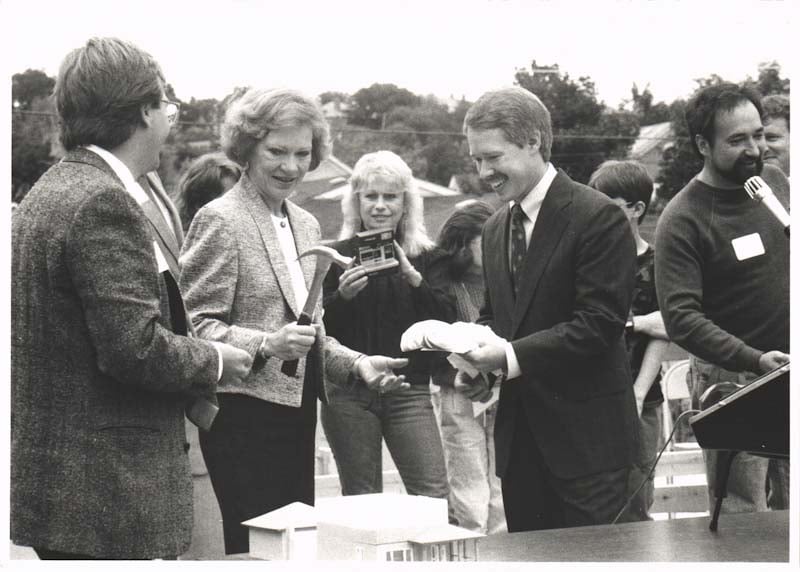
[281,245,354,377]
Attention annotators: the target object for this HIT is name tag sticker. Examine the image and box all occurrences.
[731,233,765,261]
[153,241,170,272]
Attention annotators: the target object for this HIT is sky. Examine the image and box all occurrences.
[3,0,795,108]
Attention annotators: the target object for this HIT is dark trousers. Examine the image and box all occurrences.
[200,389,317,555]
[501,413,630,532]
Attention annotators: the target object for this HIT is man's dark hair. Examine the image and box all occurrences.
[435,200,495,280]
[588,160,653,224]
[684,82,763,158]
[55,37,164,151]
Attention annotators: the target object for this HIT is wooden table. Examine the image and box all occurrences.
[478,510,788,562]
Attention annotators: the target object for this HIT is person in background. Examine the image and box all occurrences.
[320,150,452,502]
[761,94,790,178]
[457,87,638,533]
[588,160,670,521]
[429,200,507,535]
[11,36,252,560]
[180,88,408,555]
[174,151,242,231]
[655,82,790,514]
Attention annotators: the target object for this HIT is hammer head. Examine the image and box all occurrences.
[297,245,353,271]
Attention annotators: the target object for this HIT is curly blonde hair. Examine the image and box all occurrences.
[221,87,331,170]
[338,151,433,257]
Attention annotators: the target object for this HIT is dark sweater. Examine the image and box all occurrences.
[654,164,789,373]
[323,238,455,385]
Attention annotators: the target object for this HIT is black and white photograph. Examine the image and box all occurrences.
[3,0,795,565]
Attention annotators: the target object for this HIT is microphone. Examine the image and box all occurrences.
[744,176,790,237]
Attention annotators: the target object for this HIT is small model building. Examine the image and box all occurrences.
[315,493,483,561]
[245,493,483,562]
[242,501,317,560]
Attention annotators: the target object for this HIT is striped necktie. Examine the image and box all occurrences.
[510,203,527,297]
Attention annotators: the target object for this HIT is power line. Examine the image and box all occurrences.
[11,110,683,142]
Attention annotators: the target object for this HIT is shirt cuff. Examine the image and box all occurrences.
[215,345,224,381]
[505,342,521,380]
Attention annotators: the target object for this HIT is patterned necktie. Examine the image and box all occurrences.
[510,203,527,297]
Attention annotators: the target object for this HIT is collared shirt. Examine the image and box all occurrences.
[504,162,558,380]
[83,145,222,380]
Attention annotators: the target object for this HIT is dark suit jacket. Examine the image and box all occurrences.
[11,148,219,558]
[482,169,638,480]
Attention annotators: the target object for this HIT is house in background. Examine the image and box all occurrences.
[628,121,674,190]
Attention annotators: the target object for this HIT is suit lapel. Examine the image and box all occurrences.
[511,171,573,338]
[484,208,515,337]
[146,172,185,247]
[138,175,181,271]
[240,177,301,318]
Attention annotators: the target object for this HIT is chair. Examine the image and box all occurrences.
[660,359,691,448]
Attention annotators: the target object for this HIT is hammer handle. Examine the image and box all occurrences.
[280,311,313,377]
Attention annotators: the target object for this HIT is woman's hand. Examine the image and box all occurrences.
[261,322,317,360]
[337,265,369,301]
[356,355,410,394]
[394,241,422,287]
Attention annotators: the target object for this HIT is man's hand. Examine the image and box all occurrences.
[357,355,410,393]
[758,350,790,373]
[631,311,669,341]
[215,343,254,384]
[460,342,507,374]
[454,370,493,402]
[261,322,317,360]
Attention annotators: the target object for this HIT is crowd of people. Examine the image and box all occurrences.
[10,36,790,560]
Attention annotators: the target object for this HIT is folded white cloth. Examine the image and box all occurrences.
[400,320,506,354]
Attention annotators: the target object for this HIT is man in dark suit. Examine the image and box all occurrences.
[11,37,252,560]
[456,87,639,532]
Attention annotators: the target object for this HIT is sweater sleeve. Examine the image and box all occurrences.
[654,200,763,373]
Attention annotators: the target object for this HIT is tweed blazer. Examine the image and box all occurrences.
[10,148,220,559]
[180,175,361,407]
[481,169,639,480]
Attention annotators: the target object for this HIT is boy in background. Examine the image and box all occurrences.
[589,160,670,520]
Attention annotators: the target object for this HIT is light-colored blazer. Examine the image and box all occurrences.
[180,174,360,407]
[11,149,219,558]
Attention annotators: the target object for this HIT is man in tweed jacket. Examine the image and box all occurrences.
[10,37,252,560]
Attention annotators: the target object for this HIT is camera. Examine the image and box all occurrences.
[355,228,399,276]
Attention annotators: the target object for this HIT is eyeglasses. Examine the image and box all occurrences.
[161,99,181,125]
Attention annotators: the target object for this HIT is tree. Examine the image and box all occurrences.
[515,61,640,183]
[319,91,350,106]
[629,83,671,125]
[347,83,420,129]
[12,71,59,201]
[12,69,55,110]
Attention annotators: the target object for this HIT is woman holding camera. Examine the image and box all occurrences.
[321,150,452,500]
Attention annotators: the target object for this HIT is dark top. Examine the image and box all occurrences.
[323,237,455,385]
[654,164,790,373]
[625,245,664,406]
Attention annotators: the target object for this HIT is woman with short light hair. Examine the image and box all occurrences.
[320,150,452,501]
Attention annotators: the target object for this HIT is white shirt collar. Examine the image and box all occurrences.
[511,162,558,217]
[84,144,149,205]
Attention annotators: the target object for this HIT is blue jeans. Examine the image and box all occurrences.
[320,382,449,500]
[688,356,790,513]
[432,385,507,534]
